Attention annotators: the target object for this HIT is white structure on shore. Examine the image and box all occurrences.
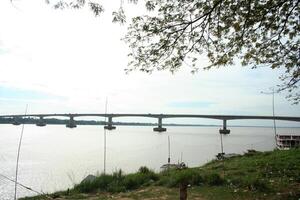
[276,134,300,150]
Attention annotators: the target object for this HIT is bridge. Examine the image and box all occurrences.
[1,113,300,134]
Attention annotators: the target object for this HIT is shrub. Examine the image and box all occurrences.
[176,169,204,186]
[123,172,154,190]
[295,171,300,183]
[107,182,126,193]
[146,171,160,182]
[227,177,243,187]
[74,180,98,193]
[158,169,204,187]
[138,166,151,174]
[242,177,270,192]
[123,173,145,190]
[95,174,114,190]
[124,172,158,191]
[251,179,270,192]
[74,174,114,193]
[112,169,125,183]
[155,176,169,186]
[205,173,224,186]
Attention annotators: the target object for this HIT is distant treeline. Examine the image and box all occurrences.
[0,118,292,127]
[0,117,213,126]
[0,117,160,126]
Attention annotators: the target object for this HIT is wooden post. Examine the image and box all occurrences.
[179,182,188,200]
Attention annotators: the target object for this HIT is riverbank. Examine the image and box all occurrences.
[20,148,300,200]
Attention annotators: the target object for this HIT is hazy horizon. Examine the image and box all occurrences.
[0,1,300,128]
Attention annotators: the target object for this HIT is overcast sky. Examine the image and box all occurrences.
[0,1,299,126]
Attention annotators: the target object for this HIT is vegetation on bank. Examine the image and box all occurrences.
[0,117,217,126]
[21,149,300,200]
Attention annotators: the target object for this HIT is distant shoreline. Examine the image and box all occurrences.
[0,117,299,128]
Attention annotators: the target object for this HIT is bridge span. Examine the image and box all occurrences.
[0,113,300,134]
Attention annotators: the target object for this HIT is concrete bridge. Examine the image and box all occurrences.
[1,113,300,134]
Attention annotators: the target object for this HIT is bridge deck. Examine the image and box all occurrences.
[0,113,299,122]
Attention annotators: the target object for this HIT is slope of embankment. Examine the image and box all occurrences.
[21,149,300,200]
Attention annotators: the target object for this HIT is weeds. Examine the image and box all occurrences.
[73,166,158,193]
[205,173,224,186]
[20,149,300,200]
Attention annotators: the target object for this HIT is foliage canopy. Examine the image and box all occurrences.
[47,0,300,103]
[124,0,300,103]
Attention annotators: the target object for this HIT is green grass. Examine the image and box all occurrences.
[20,148,300,200]
[72,167,159,193]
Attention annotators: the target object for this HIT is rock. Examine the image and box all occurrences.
[81,174,97,184]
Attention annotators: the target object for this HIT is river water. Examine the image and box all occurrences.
[0,125,299,199]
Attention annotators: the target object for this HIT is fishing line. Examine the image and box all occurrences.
[0,173,51,198]
[104,97,108,174]
[14,105,28,200]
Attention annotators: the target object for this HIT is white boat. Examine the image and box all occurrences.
[160,136,187,171]
[276,134,300,150]
[216,152,240,160]
[160,162,186,170]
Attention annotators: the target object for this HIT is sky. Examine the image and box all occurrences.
[0,1,299,126]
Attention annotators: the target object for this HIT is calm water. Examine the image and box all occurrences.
[0,125,299,199]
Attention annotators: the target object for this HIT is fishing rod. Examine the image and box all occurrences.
[0,173,52,198]
[14,105,28,200]
[104,97,108,174]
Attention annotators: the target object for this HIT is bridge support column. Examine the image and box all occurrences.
[12,117,21,126]
[36,116,46,127]
[219,120,230,134]
[153,117,167,132]
[104,116,116,130]
[217,120,230,159]
[66,116,77,128]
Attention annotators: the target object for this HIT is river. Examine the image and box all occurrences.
[0,125,299,199]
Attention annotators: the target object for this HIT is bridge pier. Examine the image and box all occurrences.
[219,120,230,134]
[104,116,116,130]
[36,116,46,127]
[66,116,77,128]
[153,117,167,132]
[12,117,21,126]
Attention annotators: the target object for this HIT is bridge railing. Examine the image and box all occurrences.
[0,113,300,133]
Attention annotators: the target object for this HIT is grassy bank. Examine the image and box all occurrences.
[21,149,300,200]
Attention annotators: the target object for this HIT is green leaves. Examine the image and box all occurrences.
[145,1,156,11]
[51,0,104,17]
[112,7,126,24]
[89,2,104,17]
[46,0,299,103]
[124,0,300,103]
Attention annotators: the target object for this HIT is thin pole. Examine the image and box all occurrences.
[0,173,47,197]
[104,98,108,174]
[14,105,28,200]
[261,87,277,146]
[180,152,183,163]
[104,129,106,174]
[272,88,277,142]
[220,133,224,154]
[220,133,226,177]
[168,136,170,164]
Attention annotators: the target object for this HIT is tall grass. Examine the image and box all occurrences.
[20,149,300,200]
[73,166,226,194]
[73,167,159,193]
